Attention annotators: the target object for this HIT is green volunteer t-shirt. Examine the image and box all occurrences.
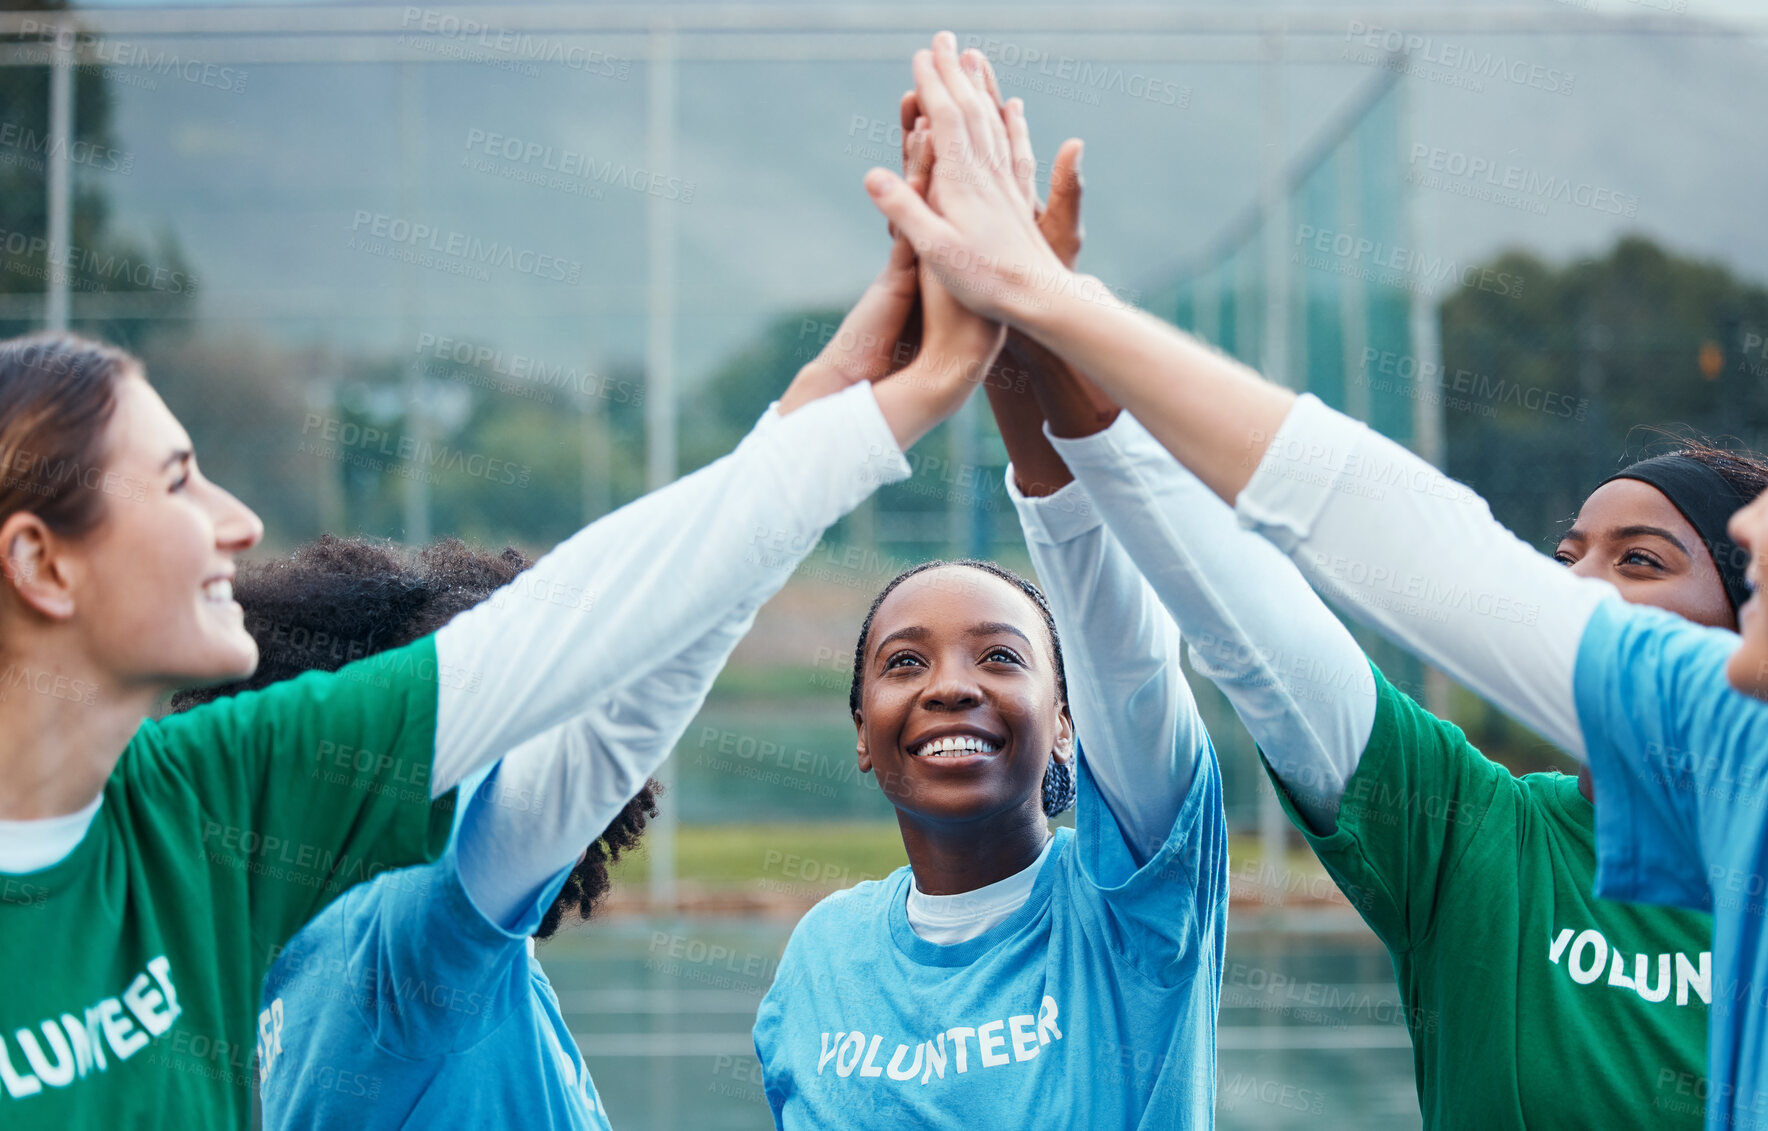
[0,636,455,1129]
[1263,663,1713,1130]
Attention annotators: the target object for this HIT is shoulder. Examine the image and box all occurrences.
[790,869,907,940]
[1359,662,1503,777]
[775,870,907,968]
[1576,597,1760,748]
[1366,664,1464,744]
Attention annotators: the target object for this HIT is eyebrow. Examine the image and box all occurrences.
[872,621,1034,658]
[161,449,192,473]
[1560,524,1689,555]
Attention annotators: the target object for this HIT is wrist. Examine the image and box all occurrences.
[777,359,845,416]
[873,351,984,452]
[1017,272,1116,336]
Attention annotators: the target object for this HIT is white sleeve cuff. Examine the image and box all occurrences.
[1004,466,1101,545]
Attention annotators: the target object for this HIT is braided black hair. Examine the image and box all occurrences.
[849,559,1075,816]
[171,533,661,937]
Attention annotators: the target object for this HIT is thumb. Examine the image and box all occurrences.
[865,168,953,258]
[1040,140,1084,267]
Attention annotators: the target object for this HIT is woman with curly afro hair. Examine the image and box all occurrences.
[171,533,723,1126]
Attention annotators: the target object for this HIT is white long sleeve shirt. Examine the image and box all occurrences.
[437,383,909,924]
[1234,392,1611,758]
[1045,411,1376,833]
[456,597,764,926]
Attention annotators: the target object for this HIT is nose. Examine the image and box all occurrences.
[919,660,982,711]
[207,480,263,553]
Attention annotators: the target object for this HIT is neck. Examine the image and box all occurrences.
[0,642,156,820]
[897,800,1050,896]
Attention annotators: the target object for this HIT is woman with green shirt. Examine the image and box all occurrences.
[0,241,998,1130]
[999,306,1742,1128]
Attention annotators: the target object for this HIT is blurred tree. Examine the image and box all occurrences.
[688,306,845,469]
[137,334,324,548]
[1441,234,1768,545]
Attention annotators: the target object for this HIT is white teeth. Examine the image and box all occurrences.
[912,735,1000,758]
[203,579,234,603]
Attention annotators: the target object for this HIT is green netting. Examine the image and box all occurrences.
[1162,68,1415,448]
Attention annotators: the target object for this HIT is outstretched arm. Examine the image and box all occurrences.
[1033,384,1377,834]
[969,86,1370,832]
[456,598,761,928]
[995,370,1201,861]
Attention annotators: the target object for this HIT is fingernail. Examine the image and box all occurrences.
[865,168,893,195]
[935,30,956,53]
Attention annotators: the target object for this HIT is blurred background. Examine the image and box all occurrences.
[8,0,1765,1125]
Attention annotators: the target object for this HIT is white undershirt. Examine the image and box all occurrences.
[0,794,101,873]
[905,836,1056,945]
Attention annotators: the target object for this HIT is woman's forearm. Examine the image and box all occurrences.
[1013,280,1607,758]
[1011,283,1296,505]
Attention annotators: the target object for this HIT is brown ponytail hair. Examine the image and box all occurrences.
[0,332,142,540]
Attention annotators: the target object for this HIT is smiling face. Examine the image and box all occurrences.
[1726,491,1768,698]
[853,565,1072,828]
[58,376,264,692]
[1553,477,1735,631]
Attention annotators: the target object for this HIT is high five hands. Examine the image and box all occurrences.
[777,31,1107,456]
[865,32,1111,331]
[778,67,1009,449]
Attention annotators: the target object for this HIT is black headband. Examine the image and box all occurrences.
[1601,454,1752,615]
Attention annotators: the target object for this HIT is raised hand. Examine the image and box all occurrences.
[864,32,1082,328]
[866,116,1007,448]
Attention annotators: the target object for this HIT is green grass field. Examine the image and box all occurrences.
[607,821,908,887]
[607,822,1335,903]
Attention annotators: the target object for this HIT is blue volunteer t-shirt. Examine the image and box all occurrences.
[753,750,1228,1129]
[1575,596,1768,1131]
[254,764,611,1129]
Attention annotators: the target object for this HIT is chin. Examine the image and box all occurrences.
[896,783,1019,824]
[178,634,260,689]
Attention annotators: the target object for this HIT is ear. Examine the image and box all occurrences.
[1051,701,1075,766]
[853,709,873,774]
[0,513,77,621]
